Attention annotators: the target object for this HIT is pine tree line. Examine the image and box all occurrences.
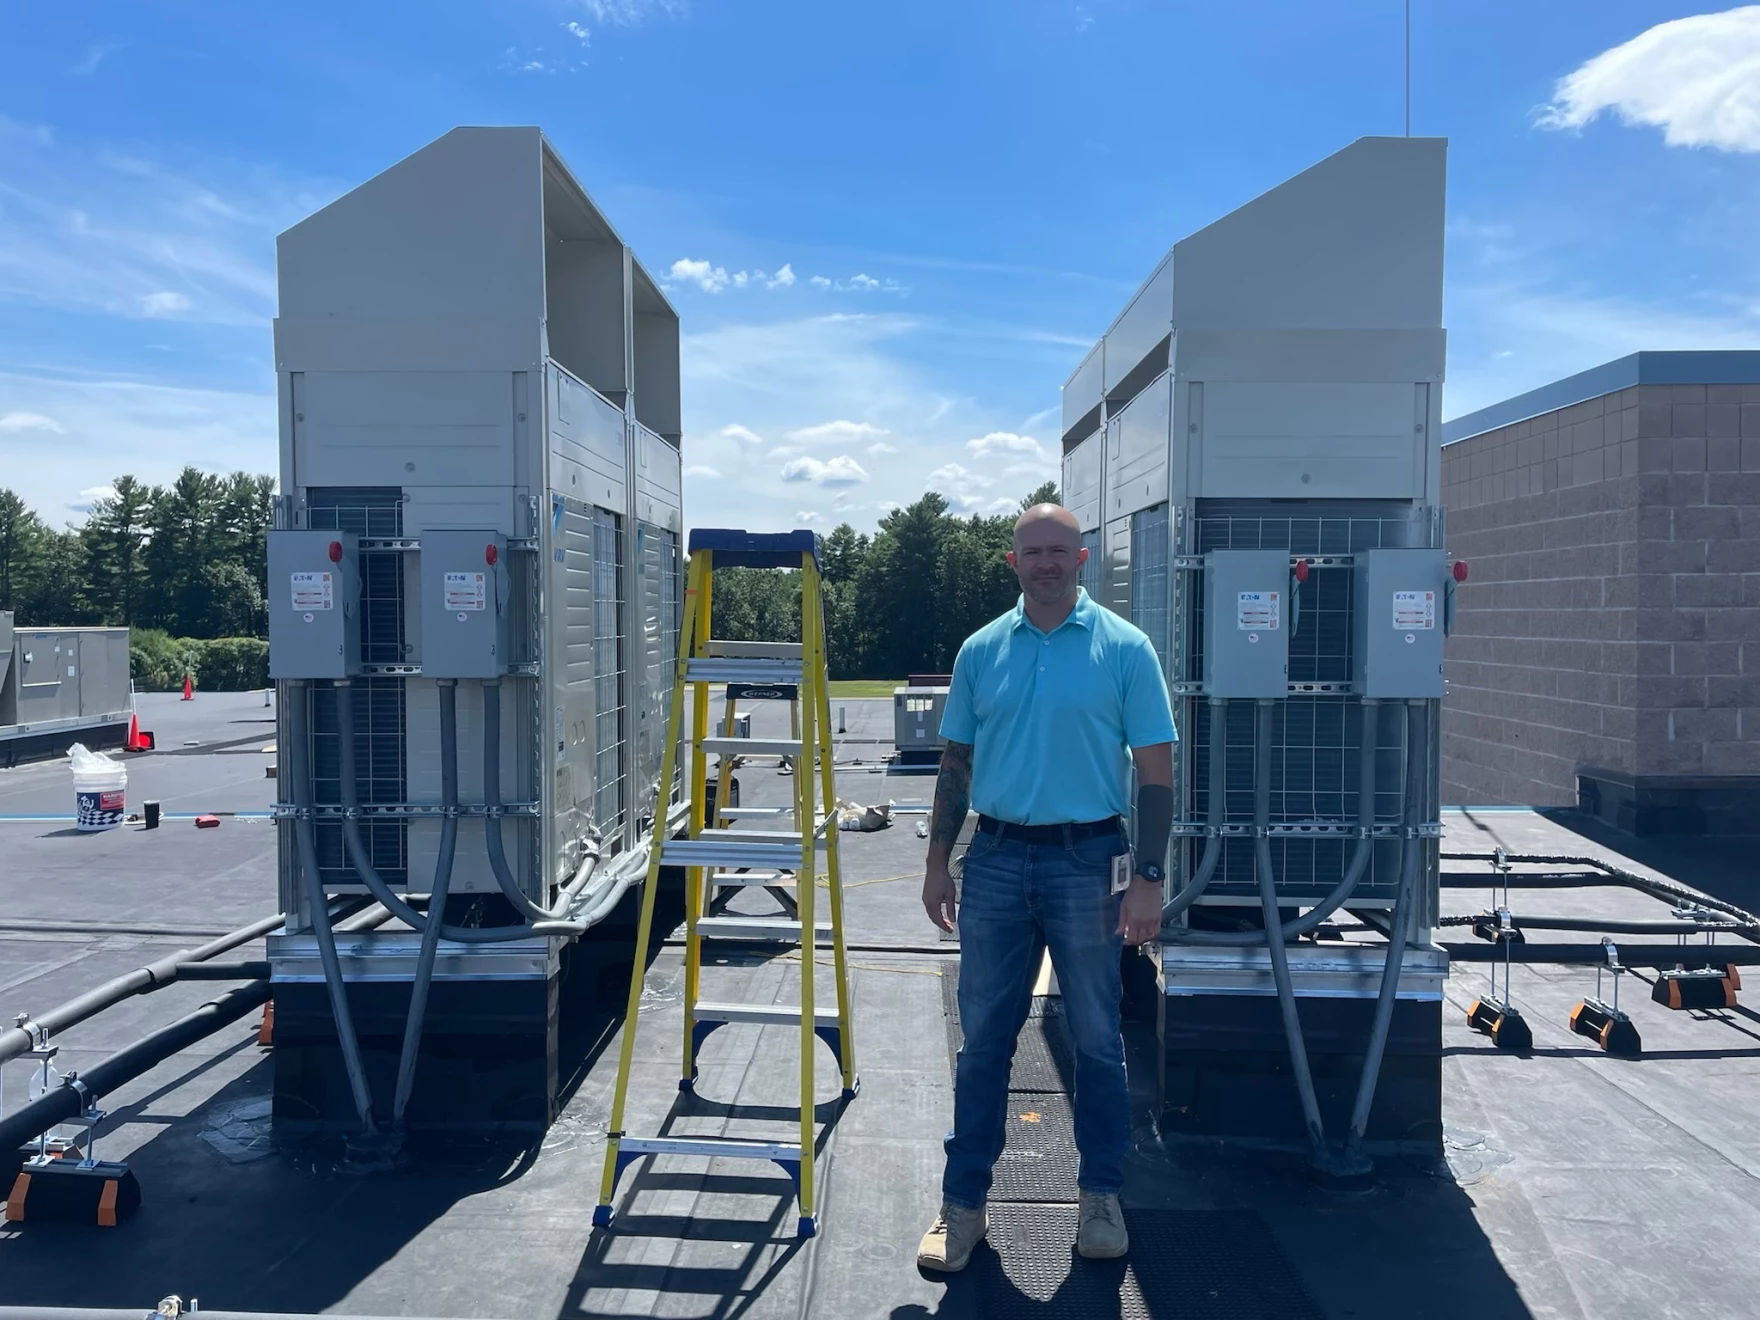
[0,468,276,638]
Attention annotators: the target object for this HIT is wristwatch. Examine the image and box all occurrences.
[1138,861,1164,885]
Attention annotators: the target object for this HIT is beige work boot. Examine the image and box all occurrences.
[917,1201,988,1272]
[1076,1190,1129,1259]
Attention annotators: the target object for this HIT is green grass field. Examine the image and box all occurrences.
[827,679,903,698]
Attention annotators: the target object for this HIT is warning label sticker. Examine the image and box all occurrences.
[290,572,333,611]
[1393,590,1436,630]
[1237,591,1281,631]
[445,572,486,612]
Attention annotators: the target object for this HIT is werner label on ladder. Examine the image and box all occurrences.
[594,528,858,1240]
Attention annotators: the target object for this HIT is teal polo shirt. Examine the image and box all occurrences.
[939,588,1177,826]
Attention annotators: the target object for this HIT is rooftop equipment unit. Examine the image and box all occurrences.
[267,127,684,1139]
[1062,136,1452,1169]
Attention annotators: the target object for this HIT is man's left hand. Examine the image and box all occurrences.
[1117,877,1162,946]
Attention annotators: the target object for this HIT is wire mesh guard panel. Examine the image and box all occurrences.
[1179,510,1429,904]
[307,489,407,886]
[592,507,626,842]
[1078,528,1103,600]
[1130,505,1170,675]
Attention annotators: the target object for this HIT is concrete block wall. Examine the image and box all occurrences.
[1441,382,1760,812]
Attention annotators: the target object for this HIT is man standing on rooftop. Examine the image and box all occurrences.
[915,502,1176,1272]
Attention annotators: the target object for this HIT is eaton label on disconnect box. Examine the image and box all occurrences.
[444,572,487,611]
[1392,590,1435,630]
[1237,591,1281,631]
[291,572,333,611]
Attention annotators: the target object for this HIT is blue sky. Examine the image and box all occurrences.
[2,2,1758,533]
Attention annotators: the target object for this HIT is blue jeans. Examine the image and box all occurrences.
[942,826,1131,1209]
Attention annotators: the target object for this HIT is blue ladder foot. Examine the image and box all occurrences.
[678,1077,696,1094]
[796,1214,819,1239]
[591,1204,615,1230]
[841,1075,862,1102]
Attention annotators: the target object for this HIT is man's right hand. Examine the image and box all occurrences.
[922,862,958,932]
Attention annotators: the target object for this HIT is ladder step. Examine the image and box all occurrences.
[714,807,794,819]
[711,869,792,885]
[707,640,804,660]
[687,658,804,684]
[696,916,832,942]
[701,737,801,758]
[664,840,810,869]
[694,1002,840,1027]
[702,828,804,846]
[616,1135,803,1164]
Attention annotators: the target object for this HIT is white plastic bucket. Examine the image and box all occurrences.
[69,742,127,831]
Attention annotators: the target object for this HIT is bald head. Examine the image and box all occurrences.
[1008,502,1087,610]
[1013,502,1080,550]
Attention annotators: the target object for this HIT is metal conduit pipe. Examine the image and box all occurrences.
[1248,699,1329,1163]
[1161,698,1227,925]
[289,680,378,1135]
[332,681,589,943]
[1175,697,1382,946]
[1344,700,1427,1166]
[389,679,462,1131]
[483,678,605,924]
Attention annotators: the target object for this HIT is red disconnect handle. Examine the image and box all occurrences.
[485,543,499,566]
[1293,559,1310,583]
[327,541,343,563]
[1453,560,1469,583]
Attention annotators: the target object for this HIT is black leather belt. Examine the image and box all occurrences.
[975,815,1122,846]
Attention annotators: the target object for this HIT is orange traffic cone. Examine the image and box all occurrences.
[181,675,194,701]
[125,711,146,752]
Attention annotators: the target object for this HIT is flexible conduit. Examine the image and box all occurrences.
[389,680,461,1130]
[289,679,377,1135]
[1173,698,1381,946]
[333,681,589,943]
[1345,700,1426,1162]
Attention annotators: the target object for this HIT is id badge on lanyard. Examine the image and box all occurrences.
[1110,852,1132,895]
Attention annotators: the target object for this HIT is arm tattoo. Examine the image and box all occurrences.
[930,741,974,849]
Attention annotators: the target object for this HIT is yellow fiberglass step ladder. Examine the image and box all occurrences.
[594,529,857,1240]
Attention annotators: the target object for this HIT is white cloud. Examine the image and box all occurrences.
[684,463,721,478]
[69,484,116,514]
[868,441,897,455]
[0,411,64,433]
[786,419,890,443]
[668,257,730,293]
[769,263,796,288]
[138,290,190,317]
[0,372,274,524]
[928,462,984,488]
[0,125,312,327]
[718,423,764,446]
[1537,7,1760,153]
[766,445,800,460]
[810,275,832,288]
[846,274,881,291]
[795,510,823,524]
[781,454,869,486]
[966,431,1042,458]
[731,270,750,288]
[72,43,123,76]
[564,20,591,42]
[579,0,681,24]
[1021,405,1058,431]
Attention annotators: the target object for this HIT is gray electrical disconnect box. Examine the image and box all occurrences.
[268,530,361,679]
[1353,548,1446,698]
[1203,549,1290,698]
[419,530,511,678]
